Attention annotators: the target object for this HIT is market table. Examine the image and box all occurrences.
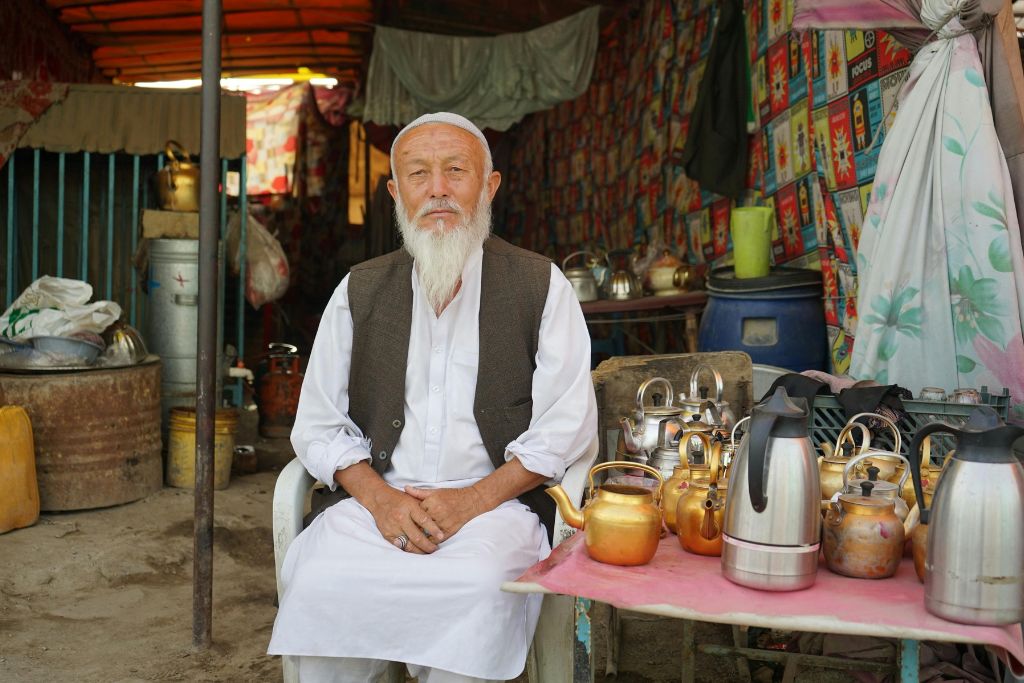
[580,291,708,364]
[503,532,1024,683]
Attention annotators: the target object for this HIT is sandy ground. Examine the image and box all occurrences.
[0,409,857,683]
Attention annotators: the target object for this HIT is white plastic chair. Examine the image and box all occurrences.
[272,439,599,683]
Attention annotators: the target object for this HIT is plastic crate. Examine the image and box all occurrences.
[810,386,1011,461]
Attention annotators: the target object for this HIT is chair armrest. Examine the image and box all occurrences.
[273,457,316,599]
[552,436,599,548]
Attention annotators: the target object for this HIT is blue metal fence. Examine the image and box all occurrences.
[0,148,248,406]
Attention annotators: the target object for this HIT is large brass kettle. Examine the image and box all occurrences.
[156,140,200,212]
[546,462,664,566]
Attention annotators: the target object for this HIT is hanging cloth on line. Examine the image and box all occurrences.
[362,7,600,132]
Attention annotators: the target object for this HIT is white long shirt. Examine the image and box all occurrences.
[270,246,598,676]
[291,245,598,492]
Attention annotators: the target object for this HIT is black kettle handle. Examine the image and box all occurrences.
[747,410,778,513]
[908,423,959,525]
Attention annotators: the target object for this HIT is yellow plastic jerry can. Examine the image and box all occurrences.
[0,406,40,533]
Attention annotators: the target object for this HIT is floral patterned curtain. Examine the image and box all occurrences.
[838,0,1024,400]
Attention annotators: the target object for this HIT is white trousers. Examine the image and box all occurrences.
[296,655,503,683]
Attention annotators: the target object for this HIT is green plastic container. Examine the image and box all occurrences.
[731,207,773,279]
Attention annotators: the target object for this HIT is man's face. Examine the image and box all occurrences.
[387,124,500,233]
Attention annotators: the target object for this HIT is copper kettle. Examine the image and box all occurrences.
[156,140,200,212]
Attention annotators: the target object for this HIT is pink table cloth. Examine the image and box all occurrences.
[507,533,1024,674]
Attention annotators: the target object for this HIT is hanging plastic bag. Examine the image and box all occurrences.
[226,212,290,309]
[0,276,121,341]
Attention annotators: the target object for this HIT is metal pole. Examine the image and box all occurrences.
[194,0,221,651]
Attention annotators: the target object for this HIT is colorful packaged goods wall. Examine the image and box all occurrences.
[499,0,912,373]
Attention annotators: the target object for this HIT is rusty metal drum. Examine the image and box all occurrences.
[254,343,304,438]
[0,356,163,511]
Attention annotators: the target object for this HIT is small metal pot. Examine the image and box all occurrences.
[562,251,600,303]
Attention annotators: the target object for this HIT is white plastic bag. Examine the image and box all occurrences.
[226,212,290,308]
[0,276,122,341]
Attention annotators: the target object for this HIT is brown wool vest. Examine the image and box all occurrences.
[344,236,557,540]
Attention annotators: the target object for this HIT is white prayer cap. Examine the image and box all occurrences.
[390,112,492,176]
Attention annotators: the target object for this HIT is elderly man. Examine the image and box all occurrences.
[268,112,598,683]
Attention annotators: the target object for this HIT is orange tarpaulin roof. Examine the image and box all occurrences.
[45,0,374,84]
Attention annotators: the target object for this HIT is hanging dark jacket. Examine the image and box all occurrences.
[680,0,750,199]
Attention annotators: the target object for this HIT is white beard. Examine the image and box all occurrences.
[395,187,492,313]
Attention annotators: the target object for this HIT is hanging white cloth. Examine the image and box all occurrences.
[361,7,600,131]
[851,0,1024,400]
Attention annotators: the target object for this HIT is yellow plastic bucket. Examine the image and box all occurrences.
[166,407,238,490]
[731,207,773,279]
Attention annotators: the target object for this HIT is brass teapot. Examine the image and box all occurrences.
[156,140,200,212]
[823,481,905,579]
[546,462,664,566]
[676,441,728,556]
[662,430,714,533]
[819,422,870,501]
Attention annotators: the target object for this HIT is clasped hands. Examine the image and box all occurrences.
[372,485,488,554]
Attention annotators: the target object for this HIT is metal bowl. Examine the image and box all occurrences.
[102,321,148,365]
[29,335,104,365]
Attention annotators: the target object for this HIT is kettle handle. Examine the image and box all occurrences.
[165,139,191,166]
[679,430,713,465]
[842,450,911,493]
[688,363,724,403]
[730,416,750,450]
[636,377,675,411]
[747,410,778,513]
[846,411,902,454]
[834,421,871,457]
[908,423,960,525]
[562,250,594,272]
[588,461,665,505]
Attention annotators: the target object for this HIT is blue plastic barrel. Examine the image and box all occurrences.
[698,267,828,371]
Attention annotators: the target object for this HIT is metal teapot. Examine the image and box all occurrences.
[648,416,688,479]
[546,462,664,566]
[841,452,911,523]
[823,481,905,579]
[677,441,728,556]
[840,412,905,483]
[909,407,1024,625]
[562,251,600,303]
[156,140,200,212]
[677,363,736,429]
[604,249,642,300]
[620,377,683,459]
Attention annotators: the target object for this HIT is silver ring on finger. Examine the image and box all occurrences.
[393,533,409,551]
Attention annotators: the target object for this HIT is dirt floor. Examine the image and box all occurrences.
[0,408,859,683]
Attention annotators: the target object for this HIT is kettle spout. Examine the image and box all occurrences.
[619,417,641,453]
[546,485,584,530]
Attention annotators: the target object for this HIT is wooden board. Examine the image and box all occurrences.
[591,352,753,461]
[141,209,199,239]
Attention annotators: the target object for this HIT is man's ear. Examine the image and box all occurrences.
[387,178,398,201]
[486,171,501,202]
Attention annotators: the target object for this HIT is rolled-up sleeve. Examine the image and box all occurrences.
[504,263,598,482]
[290,275,372,489]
